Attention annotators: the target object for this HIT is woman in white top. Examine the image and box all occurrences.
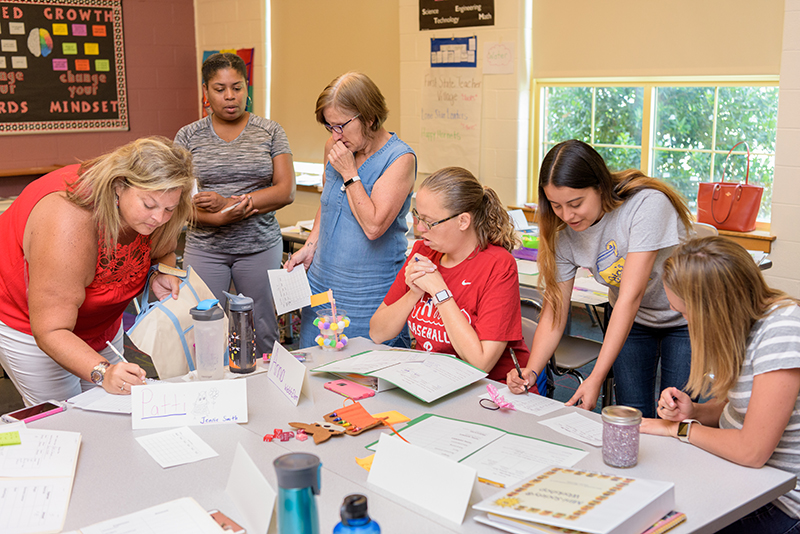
[642,236,800,534]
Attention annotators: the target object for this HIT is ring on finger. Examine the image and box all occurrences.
[121,381,126,392]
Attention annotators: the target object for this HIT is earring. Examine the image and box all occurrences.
[115,195,119,208]
[246,95,253,109]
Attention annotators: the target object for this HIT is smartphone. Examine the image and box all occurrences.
[208,509,246,533]
[324,379,375,401]
[1,400,65,424]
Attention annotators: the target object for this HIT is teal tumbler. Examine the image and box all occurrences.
[274,453,321,534]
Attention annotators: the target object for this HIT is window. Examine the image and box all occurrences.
[535,80,779,222]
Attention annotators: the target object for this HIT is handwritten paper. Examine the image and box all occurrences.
[268,341,312,406]
[370,353,487,403]
[268,267,312,315]
[69,386,132,414]
[77,497,226,534]
[312,349,428,375]
[0,477,74,534]
[225,443,276,534]
[0,429,81,478]
[461,433,587,488]
[368,433,478,525]
[483,41,516,75]
[131,380,248,430]
[479,386,564,416]
[135,427,218,468]
[539,412,603,447]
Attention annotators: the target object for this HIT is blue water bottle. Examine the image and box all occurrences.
[274,453,321,534]
[333,494,380,533]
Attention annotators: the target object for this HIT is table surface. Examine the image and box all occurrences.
[29,337,796,534]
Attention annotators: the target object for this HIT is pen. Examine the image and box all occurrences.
[220,200,243,214]
[106,340,129,363]
[509,347,528,395]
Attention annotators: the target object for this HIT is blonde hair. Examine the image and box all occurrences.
[421,167,518,252]
[538,140,692,323]
[663,236,796,400]
[315,72,388,138]
[67,136,195,258]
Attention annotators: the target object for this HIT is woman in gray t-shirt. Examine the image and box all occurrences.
[642,237,800,534]
[508,140,693,417]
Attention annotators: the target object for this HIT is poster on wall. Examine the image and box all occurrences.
[201,48,254,117]
[430,36,477,68]
[0,0,128,135]
[419,0,494,31]
[418,69,482,175]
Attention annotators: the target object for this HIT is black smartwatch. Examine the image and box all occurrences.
[341,175,362,191]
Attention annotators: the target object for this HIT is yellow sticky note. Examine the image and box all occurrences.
[355,454,375,472]
[0,431,21,447]
[84,42,99,55]
[372,410,410,425]
[310,291,330,307]
[52,24,68,36]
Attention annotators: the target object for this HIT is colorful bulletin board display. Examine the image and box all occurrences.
[0,0,128,135]
[430,36,477,68]
[419,0,494,31]
[201,48,254,117]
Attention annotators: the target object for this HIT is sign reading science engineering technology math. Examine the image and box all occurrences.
[419,0,494,31]
[0,0,128,135]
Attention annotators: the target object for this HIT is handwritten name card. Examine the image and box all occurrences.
[268,341,312,406]
[131,379,248,430]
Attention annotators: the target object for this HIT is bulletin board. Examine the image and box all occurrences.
[0,0,128,135]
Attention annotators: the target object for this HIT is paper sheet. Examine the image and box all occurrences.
[369,354,487,403]
[135,427,218,468]
[0,477,74,534]
[538,412,603,447]
[225,443,276,534]
[0,429,81,478]
[369,415,504,461]
[69,386,132,414]
[312,349,428,375]
[268,267,312,315]
[78,497,225,534]
[460,433,588,488]
[479,386,564,416]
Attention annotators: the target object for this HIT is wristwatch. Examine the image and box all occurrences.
[90,362,110,385]
[432,289,453,306]
[340,175,362,191]
[677,419,701,443]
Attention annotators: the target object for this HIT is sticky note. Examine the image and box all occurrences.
[95,59,110,72]
[84,42,99,55]
[75,59,90,71]
[372,410,411,425]
[62,42,78,55]
[356,454,375,471]
[9,22,25,35]
[53,24,68,36]
[310,291,331,307]
[11,56,26,69]
[72,24,87,36]
[92,25,107,37]
[0,431,21,447]
[53,58,68,71]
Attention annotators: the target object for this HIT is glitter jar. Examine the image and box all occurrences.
[601,406,642,468]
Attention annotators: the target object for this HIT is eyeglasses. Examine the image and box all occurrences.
[411,208,459,230]
[324,114,360,134]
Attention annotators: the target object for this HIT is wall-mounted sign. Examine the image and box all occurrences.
[0,0,128,135]
[431,37,477,68]
[419,0,494,31]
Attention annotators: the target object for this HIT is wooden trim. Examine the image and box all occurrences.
[0,165,64,178]
[297,184,322,194]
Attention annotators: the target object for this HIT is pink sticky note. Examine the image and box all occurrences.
[52,58,68,71]
[72,24,87,36]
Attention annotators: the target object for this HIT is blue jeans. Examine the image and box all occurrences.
[716,502,800,534]
[607,308,692,418]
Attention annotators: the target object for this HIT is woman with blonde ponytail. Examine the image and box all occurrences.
[507,140,693,415]
[370,167,531,383]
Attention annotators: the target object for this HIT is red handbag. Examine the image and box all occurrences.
[696,141,763,232]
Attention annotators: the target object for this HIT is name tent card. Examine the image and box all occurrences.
[268,341,313,406]
[131,379,248,430]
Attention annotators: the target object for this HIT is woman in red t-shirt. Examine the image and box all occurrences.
[370,167,532,385]
[0,137,194,405]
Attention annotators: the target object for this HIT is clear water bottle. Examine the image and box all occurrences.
[274,453,321,534]
[189,299,225,380]
[223,291,256,374]
[333,494,380,534]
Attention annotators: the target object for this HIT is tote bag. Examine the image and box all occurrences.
[127,265,224,379]
[696,141,763,232]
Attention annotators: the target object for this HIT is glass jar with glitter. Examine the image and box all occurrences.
[601,406,642,468]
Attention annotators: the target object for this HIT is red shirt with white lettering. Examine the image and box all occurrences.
[383,240,531,384]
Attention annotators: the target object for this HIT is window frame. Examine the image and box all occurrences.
[529,76,779,231]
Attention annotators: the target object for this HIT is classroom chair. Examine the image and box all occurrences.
[692,221,719,238]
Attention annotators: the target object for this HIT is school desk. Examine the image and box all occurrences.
[31,336,795,533]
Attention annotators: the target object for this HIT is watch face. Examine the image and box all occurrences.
[678,421,689,437]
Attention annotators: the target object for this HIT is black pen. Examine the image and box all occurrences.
[510,347,528,395]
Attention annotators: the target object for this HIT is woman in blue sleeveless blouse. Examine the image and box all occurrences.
[285,72,416,348]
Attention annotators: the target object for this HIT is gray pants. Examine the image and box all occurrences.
[183,244,282,358]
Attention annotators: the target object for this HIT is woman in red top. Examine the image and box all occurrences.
[370,167,531,384]
[0,137,194,405]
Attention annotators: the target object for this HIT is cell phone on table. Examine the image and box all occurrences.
[1,400,66,424]
[208,509,246,533]
[324,379,375,400]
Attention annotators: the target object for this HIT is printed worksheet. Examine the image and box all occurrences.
[370,353,487,403]
[77,497,226,534]
[135,427,218,468]
[312,349,429,375]
[461,433,588,488]
[268,267,312,315]
[538,412,603,447]
[0,477,74,534]
[0,429,81,478]
[478,386,564,416]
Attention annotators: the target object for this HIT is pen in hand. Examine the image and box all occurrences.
[106,340,129,363]
[510,347,528,395]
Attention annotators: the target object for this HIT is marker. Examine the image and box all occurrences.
[105,340,129,363]
[510,347,528,395]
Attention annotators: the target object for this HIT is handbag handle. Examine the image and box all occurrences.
[710,183,743,226]
[720,141,750,185]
